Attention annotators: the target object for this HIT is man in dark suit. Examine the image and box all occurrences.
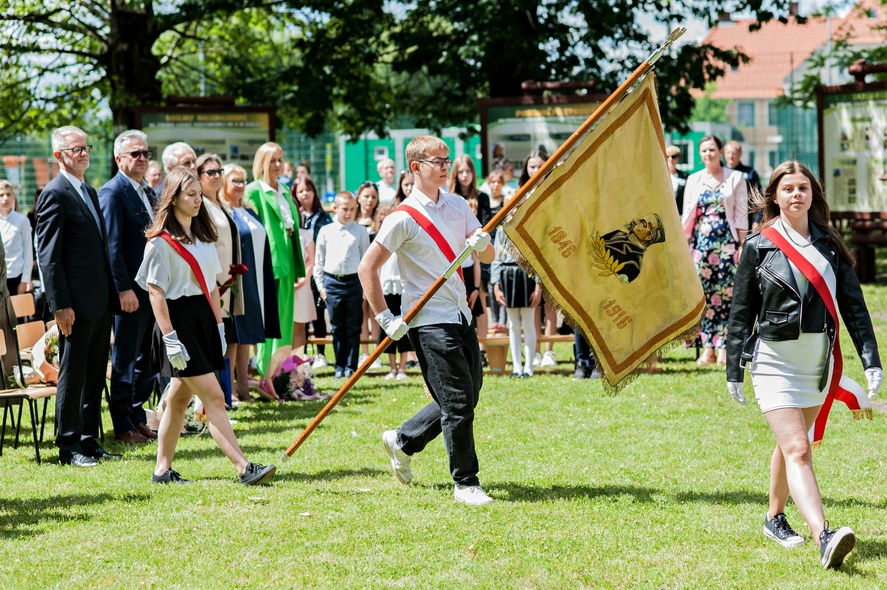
[666,145,688,215]
[724,141,762,229]
[36,126,120,467]
[98,129,158,444]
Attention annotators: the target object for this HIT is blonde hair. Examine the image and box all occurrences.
[0,180,18,211]
[252,142,284,184]
[220,164,255,212]
[405,136,448,168]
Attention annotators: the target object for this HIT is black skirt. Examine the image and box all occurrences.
[168,294,225,377]
[463,264,484,318]
[499,263,536,308]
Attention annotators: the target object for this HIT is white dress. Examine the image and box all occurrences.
[293,227,317,323]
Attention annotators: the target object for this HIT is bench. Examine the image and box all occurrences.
[307,334,576,375]
[478,334,575,374]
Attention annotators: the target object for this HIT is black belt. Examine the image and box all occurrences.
[324,271,358,280]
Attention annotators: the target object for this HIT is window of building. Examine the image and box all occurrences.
[767,102,780,127]
[768,149,780,171]
[737,102,755,128]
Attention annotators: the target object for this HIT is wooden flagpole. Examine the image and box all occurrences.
[280,27,686,460]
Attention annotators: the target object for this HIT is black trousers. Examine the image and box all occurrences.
[55,311,112,454]
[398,317,483,486]
[109,305,156,433]
[323,273,362,371]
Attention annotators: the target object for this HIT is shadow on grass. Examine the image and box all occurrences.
[844,537,887,575]
[481,481,662,503]
[268,466,388,483]
[195,467,388,485]
[0,492,150,538]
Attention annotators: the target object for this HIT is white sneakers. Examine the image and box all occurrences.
[540,350,557,367]
[381,430,412,484]
[454,484,494,506]
[381,430,493,505]
[532,352,543,367]
[312,354,328,369]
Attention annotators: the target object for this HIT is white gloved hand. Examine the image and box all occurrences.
[218,322,227,356]
[727,382,747,405]
[865,367,883,399]
[162,330,190,371]
[375,309,409,341]
[466,229,491,253]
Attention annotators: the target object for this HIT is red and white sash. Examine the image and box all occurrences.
[394,203,465,283]
[159,231,214,310]
[761,222,871,448]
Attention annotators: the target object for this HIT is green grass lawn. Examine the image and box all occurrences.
[1,284,886,588]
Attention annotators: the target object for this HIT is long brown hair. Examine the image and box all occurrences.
[755,160,854,265]
[146,167,218,243]
[447,155,481,215]
[291,175,322,214]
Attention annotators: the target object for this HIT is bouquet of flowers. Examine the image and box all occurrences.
[29,324,60,384]
[270,355,324,401]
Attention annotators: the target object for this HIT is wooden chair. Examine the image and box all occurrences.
[0,328,52,464]
[10,293,35,319]
[16,320,46,364]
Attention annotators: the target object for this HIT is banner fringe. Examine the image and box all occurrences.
[852,408,873,421]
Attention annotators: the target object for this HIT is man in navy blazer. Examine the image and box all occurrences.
[36,126,119,467]
[98,129,159,444]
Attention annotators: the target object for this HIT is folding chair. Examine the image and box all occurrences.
[0,329,48,463]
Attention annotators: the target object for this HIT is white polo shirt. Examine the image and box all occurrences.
[374,188,480,327]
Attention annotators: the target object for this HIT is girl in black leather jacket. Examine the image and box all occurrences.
[725,161,882,569]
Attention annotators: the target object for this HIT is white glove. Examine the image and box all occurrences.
[375,309,409,341]
[865,367,883,399]
[727,382,747,405]
[218,322,227,356]
[162,330,190,371]
[466,229,491,253]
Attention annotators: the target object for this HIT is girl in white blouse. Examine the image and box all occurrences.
[136,167,275,486]
[0,180,33,294]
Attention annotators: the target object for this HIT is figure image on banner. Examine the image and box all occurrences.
[591,213,666,284]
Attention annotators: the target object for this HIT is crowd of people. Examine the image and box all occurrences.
[0,124,882,564]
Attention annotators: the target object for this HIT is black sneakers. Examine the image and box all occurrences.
[152,468,191,484]
[763,513,804,548]
[820,522,856,569]
[240,462,276,485]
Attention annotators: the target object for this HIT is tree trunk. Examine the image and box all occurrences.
[105,7,163,132]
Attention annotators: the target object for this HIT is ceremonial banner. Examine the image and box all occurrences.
[503,74,704,388]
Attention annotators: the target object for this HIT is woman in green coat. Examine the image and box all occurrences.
[244,142,305,383]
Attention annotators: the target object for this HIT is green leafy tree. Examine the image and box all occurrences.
[1,0,793,141]
[690,83,730,123]
[0,0,290,141]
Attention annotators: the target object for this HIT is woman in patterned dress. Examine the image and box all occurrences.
[681,135,748,365]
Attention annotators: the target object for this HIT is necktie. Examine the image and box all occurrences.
[140,185,156,222]
[79,183,103,239]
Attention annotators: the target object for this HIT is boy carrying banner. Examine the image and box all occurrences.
[358,136,495,506]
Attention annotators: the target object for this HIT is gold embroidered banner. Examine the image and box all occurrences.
[504,74,704,388]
